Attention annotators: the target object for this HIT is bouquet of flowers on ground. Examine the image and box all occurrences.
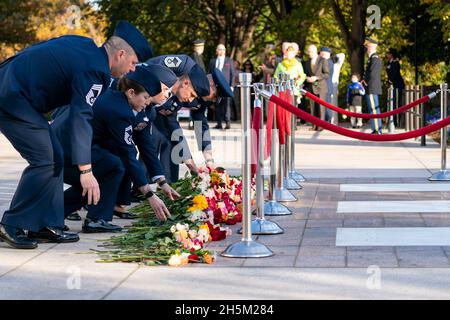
[97,172,234,266]
[198,167,255,225]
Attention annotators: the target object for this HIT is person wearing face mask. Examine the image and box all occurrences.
[274,42,306,96]
[89,66,175,223]
[145,54,232,183]
[113,64,181,219]
[346,73,365,129]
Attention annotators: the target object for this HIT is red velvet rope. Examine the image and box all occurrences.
[276,91,286,144]
[285,89,292,135]
[265,100,274,159]
[269,94,450,142]
[304,90,430,119]
[251,103,261,177]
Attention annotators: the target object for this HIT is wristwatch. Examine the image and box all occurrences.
[80,168,92,174]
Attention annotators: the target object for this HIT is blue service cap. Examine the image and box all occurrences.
[320,46,331,53]
[113,20,153,62]
[142,64,177,88]
[126,65,163,96]
[187,64,210,97]
[211,68,233,98]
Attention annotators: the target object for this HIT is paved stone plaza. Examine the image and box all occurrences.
[2,123,450,299]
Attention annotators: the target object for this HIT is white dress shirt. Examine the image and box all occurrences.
[216,56,225,71]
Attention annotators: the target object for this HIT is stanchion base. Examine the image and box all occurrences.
[275,188,297,202]
[284,177,302,190]
[429,170,450,181]
[221,240,274,258]
[264,201,292,216]
[238,218,284,235]
[289,171,306,182]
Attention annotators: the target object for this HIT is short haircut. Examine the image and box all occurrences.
[103,36,135,55]
[352,73,361,80]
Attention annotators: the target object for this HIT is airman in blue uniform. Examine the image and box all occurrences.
[92,66,179,222]
[0,20,152,249]
[145,54,234,183]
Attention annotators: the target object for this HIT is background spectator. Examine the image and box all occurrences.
[209,44,236,129]
[304,44,330,130]
[386,48,405,127]
[331,52,346,125]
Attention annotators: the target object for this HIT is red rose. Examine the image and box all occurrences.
[188,254,199,261]
[210,229,226,241]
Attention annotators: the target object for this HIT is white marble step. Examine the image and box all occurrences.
[337,201,450,213]
[336,227,450,246]
[341,183,450,192]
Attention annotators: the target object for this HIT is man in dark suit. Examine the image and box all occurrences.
[386,48,405,127]
[209,44,235,129]
[304,44,330,130]
[362,37,383,134]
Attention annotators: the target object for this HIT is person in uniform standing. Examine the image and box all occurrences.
[362,37,383,134]
[191,39,206,72]
[189,39,211,131]
[0,20,151,249]
[386,48,405,127]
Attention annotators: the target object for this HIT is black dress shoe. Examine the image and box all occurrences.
[213,124,223,130]
[225,122,231,129]
[82,218,123,233]
[66,212,82,221]
[113,210,138,219]
[0,224,37,249]
[28,227,79,243]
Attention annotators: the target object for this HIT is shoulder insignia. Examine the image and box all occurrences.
[85,84,103,106]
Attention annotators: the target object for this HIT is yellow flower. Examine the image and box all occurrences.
[203,253,214,264]
[188,195,208,212]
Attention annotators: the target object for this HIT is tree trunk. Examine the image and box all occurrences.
[329,0,366,75]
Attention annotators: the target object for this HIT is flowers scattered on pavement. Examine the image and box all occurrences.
[97,167,250,266]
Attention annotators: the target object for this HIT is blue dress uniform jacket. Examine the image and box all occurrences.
[363,52,382,95]
[92,90,160,190]
[386,59,405,90]
[363,52,383,133]
[0,35,111,232]
[146,54,201,182]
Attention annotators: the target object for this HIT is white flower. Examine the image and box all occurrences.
[198,229,209,242]
[188,230,198,239]
[176,223,189,232]
[170,225,176,233]
[168,255,182,267]
[181,252,190,259]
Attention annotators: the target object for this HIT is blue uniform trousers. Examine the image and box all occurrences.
[366,94,382,133]
[0,100,64,232]
[63,146,124,221]
[191,105,212,152]
[153,114,191,183]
